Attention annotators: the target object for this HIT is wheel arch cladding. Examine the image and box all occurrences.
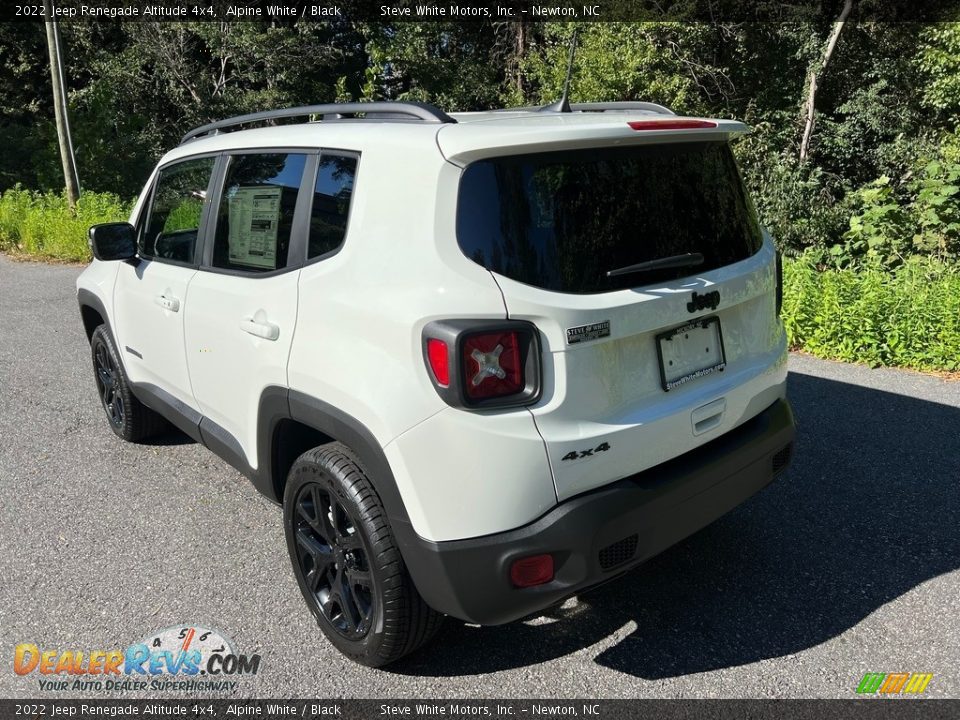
[77,288,108,343]
[268,416,335,500]
[262,389,431,595]
[260,389,414,529]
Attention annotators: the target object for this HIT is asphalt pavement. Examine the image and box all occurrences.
[1,254,958,698]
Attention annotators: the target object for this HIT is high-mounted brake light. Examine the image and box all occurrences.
[426,338,449,386]
[627,119,717,131]
[462,331,523,401]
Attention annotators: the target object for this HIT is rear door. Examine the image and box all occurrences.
[114,155,216,409]
[455,140,787,500]
[184,150,315,472]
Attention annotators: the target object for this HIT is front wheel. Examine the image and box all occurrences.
[283,443,444,666]
[90,325,166,442]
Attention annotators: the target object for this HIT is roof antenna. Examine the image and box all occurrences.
[540,29,578,113]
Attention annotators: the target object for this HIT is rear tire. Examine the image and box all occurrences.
[90,325,166,442]
[283,442,444,666]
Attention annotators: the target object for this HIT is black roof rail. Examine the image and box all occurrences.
[495,101,675,116]
[569,101,675,115]
[180,101,456,144]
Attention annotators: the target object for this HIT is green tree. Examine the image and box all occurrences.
[356,23,504,110]
[918,23,960,124]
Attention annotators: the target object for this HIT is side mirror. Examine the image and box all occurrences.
[88,223,136,261]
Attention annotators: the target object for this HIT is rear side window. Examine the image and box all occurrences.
[456,142,763,294]
[309,153,357,259]
[211,153,306,272]
[141,156,215,264]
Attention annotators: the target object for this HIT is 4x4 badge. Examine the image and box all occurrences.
[561,442,611,461]
[566,320,611,345]
[687,290,720,313]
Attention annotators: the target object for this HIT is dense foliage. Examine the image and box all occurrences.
[782,253,960,371]
[2,19,959,266]
[0,187,130,261]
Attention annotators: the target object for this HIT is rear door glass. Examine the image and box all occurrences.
[211,153,306,272]
[456,141,762,294]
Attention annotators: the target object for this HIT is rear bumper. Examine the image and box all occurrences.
[401,398,795,625]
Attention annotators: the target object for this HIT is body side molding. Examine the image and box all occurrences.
[130,383,278,501]
[131,382,204,443]
[109,380,430,592]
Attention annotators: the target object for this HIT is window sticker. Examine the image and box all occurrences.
[226,185,282,269]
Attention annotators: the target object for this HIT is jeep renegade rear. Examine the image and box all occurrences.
[78,101,794,667]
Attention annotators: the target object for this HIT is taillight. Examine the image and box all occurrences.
[426,338,449,386]
[422,320,541,409]
[510,554,554,588]
[627,119,717,131]
[462,331,523,401]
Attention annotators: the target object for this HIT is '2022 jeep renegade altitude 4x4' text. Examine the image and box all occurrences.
[78,101,795,666]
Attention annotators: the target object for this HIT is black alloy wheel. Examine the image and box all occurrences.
[293,482,374,639]
[89,325,166,442]
[94,339,125,427]
[283,442,444,666]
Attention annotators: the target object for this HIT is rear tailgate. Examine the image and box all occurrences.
[449,129,788,501]
[493,244,786,501]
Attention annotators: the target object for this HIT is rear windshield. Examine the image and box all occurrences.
[456,141,763,294]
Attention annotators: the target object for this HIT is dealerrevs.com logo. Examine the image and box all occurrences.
[13,625,261,693]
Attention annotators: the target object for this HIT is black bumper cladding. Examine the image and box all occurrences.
[403,398,796,625]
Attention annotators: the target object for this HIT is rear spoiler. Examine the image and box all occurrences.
[437,118,749,167]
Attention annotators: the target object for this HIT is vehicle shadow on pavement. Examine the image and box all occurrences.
[389,370,960,677]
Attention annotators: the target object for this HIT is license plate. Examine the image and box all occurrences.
[656,317,726,391]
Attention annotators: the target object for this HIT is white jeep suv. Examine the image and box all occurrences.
[78,101,795,666]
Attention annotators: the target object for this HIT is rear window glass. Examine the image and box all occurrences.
[456,141,763,294]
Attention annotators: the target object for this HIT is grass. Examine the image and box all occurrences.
[0,187,132,263]
[782,253,960,373]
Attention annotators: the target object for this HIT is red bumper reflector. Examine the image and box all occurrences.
[426,338,449,386]
[510,554,554,588]
[627,119,718,131]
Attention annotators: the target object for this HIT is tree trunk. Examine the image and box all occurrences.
[43,0,80,209]
[514,20,526,94]
[799,0,854,163]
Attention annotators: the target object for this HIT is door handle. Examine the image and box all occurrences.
[240,318,280,341]
[154,294,180,312]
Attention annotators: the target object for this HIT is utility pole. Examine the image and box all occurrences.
[43,0,80,210]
